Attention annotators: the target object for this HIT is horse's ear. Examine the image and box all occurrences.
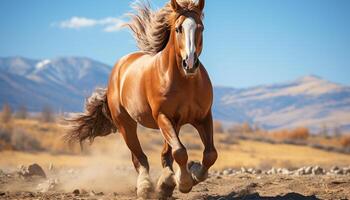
[197,0,205,11]
[170,0,180,11]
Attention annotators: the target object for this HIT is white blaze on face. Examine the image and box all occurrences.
[182,17,197,69]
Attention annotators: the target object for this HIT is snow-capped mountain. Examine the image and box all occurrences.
[0,56,111,111]
[1,56,349,132]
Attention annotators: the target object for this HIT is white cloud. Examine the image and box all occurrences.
[56,16,125,32]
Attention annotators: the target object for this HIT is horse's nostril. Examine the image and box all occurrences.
[182,59,187,68]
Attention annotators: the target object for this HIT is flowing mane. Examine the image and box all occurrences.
[126,0,202,55]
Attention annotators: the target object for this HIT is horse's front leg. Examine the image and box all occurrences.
[192,112,218,185]
[157,114,194,193]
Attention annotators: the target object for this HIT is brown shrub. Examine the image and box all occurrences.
[271,127,310,141]
[340,135,350,148]
[290,127,310,140]
[0,126,43,152]
[1,103,12,123]
[11,128,43,151]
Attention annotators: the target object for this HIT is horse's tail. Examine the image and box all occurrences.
[64,88,117,147]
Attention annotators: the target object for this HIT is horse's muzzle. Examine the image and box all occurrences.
[182,53,199,75]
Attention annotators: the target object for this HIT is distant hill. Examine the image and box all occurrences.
[1,56,349,133]
[0,56,110,111]
[213,75,350,132]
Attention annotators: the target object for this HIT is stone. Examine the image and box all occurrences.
[296,168,306,175]
[222,169,232,176]
[247,168,255,174]
[312,166,324,175]
[72,189,80,196]
[334,169,344,175]
[331,166,340,172]
[304,166,312,175]
[270,168,277,175]
[343,167,350,175]
[19,164,46,178]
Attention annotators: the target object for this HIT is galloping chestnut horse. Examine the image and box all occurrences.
[66,0,217,198]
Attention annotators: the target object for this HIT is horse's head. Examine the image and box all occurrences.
[170,0,205,76]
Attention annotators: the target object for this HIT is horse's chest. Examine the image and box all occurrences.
[160,93,209,123]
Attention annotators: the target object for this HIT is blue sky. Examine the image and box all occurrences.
[0,0,349,87]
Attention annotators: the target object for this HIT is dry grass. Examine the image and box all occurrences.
[1,119,350,171]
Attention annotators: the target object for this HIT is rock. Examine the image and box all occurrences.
[18,164,46,178]
[331,166,340,172]
[241,167,247,173]
[343,167,350,175]
[334,169,344,175]
[247,168,255,174]
[296,167,306,175]
[268,168,277,175]
[304,166,312,175]
[312,166,324,175]
[72,189,80,196]
[281,168,291,175]
[222,169,233,176]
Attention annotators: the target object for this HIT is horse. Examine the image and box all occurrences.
[66,0,217,199]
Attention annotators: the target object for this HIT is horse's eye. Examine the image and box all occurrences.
[198,24,204,32]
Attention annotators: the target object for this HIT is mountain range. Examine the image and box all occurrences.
[1,56,349,133]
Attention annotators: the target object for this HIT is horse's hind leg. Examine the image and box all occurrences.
[156,141,176,199]
[157,114,193,193]
[116,113,153,199]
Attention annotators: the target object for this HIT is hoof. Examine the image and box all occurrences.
[188,161,208,185]
[175,168,193,193]
[137,176,153,199]
[157,168,176,199]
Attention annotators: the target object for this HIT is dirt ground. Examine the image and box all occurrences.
[1,170,349,200]
[1,120,350,199]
